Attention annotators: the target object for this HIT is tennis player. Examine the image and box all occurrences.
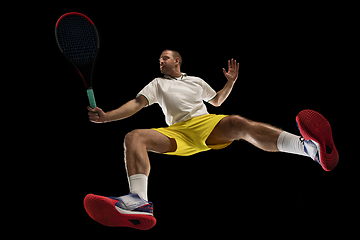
[84,50,338,229]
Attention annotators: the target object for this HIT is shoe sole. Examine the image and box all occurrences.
[84,194,156,230]
[296,109,339,171]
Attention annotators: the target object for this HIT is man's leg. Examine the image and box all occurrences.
[206,115,282,151]
[123,129,177,200]
[84,129,174,229]
[206,115,309,156]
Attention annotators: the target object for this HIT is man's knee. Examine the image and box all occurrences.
[227,115,252,138]
[228,115,250,129]
[124,129,144,148]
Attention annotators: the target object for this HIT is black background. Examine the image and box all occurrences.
[39,2,354,237]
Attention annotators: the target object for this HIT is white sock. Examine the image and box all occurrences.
[277,131,309,157]
[128,174,148,201]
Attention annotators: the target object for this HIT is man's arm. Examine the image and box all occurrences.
[88,95,148,123]
[209,58,239,107]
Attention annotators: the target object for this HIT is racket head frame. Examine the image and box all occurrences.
[55,12,100,89]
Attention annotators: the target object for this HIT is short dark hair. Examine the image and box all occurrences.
[163,49,182,67]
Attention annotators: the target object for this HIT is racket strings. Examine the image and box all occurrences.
[57,15,98,65]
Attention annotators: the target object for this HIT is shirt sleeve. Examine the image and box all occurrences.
[199,78,217,102]
[136,79,158,107]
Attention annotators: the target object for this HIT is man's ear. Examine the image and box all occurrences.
[174,57,180,66]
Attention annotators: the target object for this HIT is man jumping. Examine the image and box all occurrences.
[83,50,339,230]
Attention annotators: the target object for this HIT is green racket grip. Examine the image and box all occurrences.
[87,89,97,109]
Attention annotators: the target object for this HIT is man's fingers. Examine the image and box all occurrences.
[87,106,105,123]
[88,106,97,112]
[90,114,100,121]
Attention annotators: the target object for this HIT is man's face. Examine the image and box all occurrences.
[159,51,176,74]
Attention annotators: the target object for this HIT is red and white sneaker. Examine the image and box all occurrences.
[296,109,339,171]
[84,193,156,230]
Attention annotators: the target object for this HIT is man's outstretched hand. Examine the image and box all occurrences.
[222,58,239,83]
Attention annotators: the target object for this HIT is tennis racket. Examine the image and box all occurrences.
[55,12,99,109]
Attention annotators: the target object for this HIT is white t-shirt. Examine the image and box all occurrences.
[137,73,217,126]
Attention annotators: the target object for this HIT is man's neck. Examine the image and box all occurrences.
[167,70,182,78]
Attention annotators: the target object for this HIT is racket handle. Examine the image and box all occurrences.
[87,89,97,109]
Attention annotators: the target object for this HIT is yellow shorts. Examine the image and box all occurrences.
[152,114,233,156]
